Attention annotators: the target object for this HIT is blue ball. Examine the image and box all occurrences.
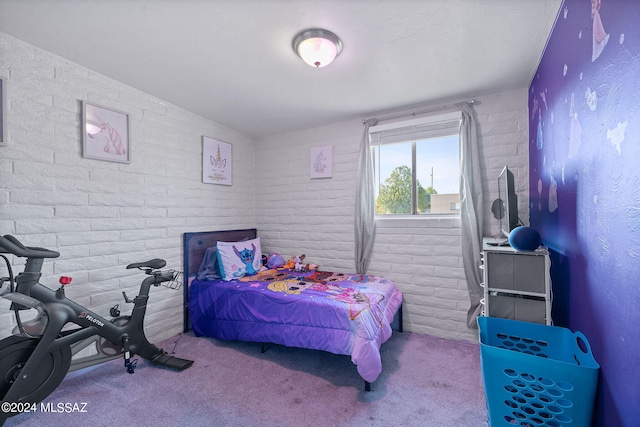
[508,226,541,251]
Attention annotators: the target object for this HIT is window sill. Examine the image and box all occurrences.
[375,214,461,228]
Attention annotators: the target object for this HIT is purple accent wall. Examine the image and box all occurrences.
[529,1,640,425]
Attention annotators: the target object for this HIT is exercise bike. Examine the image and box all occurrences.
[0,234,193,420]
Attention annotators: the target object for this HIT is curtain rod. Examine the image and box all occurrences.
[362,98,476,124]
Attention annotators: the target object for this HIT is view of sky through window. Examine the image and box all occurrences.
[375,134,459,197]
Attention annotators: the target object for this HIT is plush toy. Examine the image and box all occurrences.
[294,254,306,271]
[283,254,319,271]
[283,257,296,270]
[266,253,285,269]
[304,262,319,271]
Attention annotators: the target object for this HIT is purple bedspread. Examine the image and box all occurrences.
[190,269,403,383]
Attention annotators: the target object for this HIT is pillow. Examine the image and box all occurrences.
[196,246,221,281]
[196,236,252,281]
[216,237,262,281]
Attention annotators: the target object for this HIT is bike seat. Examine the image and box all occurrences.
[126,259,166,270]
[0,235,60,259]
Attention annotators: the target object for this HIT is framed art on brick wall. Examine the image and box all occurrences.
[0,77,6,146]
[310,145,333,179]
[202,136,232,185]
[82,101,130,163]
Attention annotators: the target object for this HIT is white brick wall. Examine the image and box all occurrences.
[0,32,531,347]
[256,89,530,343]
[0,33,256,343]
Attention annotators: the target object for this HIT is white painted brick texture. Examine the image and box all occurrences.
[1,32,530,346]
[0,33,256,342]
[256,90,530,343]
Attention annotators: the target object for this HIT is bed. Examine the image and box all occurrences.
[182,229,403,390]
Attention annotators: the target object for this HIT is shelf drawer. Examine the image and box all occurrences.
[487,294,546,324]
[485,251,546,294]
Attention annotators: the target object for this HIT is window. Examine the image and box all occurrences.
[369,112,461,215]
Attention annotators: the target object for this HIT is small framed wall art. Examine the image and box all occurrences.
[202,136,232,185]
[82,101,130,163]
[310,145,333,179]
[0,77,6,146]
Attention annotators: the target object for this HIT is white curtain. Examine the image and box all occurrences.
[457,102,484,328]
[355,118,378,274]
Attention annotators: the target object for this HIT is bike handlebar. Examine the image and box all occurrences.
[0,235,60,259]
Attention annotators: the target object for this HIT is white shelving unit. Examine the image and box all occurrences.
[480,237,552,325]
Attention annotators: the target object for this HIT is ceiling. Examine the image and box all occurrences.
[0,0,562,139]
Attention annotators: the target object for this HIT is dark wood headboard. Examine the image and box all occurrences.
[182,228,257,332]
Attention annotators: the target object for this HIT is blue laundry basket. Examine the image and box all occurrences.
[477,317,599,427]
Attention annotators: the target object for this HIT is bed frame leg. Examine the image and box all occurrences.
[399,303,404,333]
[261,343,266,353]
[364,381,371,392]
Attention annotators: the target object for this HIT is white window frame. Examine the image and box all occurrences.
[369,111,461,216]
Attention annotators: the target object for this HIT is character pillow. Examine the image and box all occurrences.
[216,237,262,281]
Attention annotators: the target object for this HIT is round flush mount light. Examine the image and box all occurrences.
[292,28,343,68]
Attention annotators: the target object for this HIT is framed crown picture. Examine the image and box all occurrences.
[202,136,232,185]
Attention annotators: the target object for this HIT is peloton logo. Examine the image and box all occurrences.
[78,311,105,327]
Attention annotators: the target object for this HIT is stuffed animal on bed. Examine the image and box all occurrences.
[283,254,319,272]
[266,253,285,269]
[304,263,319,271]
[283,256,297,270]
[294,254,306,271]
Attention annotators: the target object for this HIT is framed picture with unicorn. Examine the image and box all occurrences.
[202,136,232,185]
[82,101,130,163]
[310,145,333,179]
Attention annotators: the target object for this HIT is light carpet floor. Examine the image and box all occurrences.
[6,331,489,427]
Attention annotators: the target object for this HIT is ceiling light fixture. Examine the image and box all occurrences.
[292,28,343,68]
